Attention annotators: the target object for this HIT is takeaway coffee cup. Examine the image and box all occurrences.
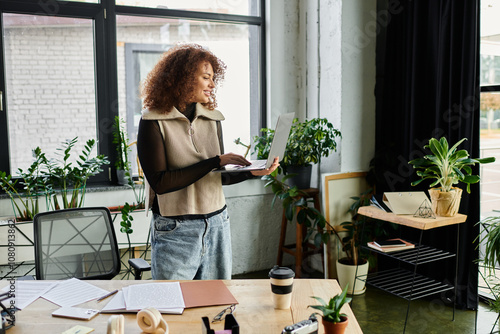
[269,265,295,309]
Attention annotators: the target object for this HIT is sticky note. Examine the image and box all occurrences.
[62,325,95,334]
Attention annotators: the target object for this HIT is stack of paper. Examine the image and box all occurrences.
[102,282,185,314]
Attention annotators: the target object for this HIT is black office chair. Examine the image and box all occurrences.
[33,207,150,280]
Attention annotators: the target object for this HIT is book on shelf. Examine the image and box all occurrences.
[367,238,415,253]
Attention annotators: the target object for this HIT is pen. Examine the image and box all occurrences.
[97,289,118,302]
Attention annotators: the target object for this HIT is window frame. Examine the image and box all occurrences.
[0,0,266,186]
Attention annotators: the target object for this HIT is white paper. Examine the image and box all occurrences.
[124,282,185,311]
[41,278,109,307]
[1,281,56,310]
[101,289,183,314]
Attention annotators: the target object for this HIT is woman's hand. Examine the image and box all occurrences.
[219,153,251,167]
[251,157,280,176]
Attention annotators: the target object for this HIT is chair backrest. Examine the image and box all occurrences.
[33,207,120,280]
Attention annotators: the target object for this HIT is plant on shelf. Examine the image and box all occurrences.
[44,137,109,210]
[0,148,49,221]
[112,116,131,186]
[253,117,341,188]
[0,138,108,221]
[408,137,495,216]
[308,284,351,334]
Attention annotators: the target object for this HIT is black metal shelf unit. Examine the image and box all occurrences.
[359,244,456,301]
[358,268,454,301]
[362,243,456,265]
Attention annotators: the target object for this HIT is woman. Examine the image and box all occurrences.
[137,43,278,280]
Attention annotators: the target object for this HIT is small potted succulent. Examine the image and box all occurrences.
[308,284,351,334]
[408,136,495,216]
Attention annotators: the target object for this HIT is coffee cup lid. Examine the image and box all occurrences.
[268,265,295,279]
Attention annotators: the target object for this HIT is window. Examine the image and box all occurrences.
[0,0,265,182]
[480,1,500,218]
[478,0,500,299]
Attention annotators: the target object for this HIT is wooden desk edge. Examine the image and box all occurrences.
[358,206,467,230]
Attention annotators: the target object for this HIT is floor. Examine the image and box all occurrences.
[233,268,500,334]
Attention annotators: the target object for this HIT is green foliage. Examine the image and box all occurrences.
[113,116,130,171]
[119,202,135,235]
[0,148,48,221]
[45,137,109,209]
[477,216,500,276]
[409,137,495,193]
[0,137,109,220]
[339,189,398,266]
[308,284,352,323]
[476,216,500,315]
[253,118,341,172]
[263,172,332,246]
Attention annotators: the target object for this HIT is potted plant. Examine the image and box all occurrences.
[476,216,500,320]
[0,137,108,220]
[334,189,397,295]
[263,173,331,246]
[44,137,109,210]
[408,137,495,216]
[112,116,131,186]
[254,117,341,189]
[0,147,48,221]
[308,284,351,334]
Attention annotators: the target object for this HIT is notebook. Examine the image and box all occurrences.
[215,112,295,173]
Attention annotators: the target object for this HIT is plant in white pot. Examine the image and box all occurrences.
[408,137,495,216]
[253,117,341,189]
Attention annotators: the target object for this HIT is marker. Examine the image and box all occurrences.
[97,289,118,302]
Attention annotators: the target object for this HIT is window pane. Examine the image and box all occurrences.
[117,0,260,16]
[116,15,259,174]
[480,92,500,216]
[481,0,500,86]
[3,14,97,175]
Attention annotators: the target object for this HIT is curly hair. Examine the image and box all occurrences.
[141,43,226,113]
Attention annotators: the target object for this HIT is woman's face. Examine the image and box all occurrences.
[190,61,215,104]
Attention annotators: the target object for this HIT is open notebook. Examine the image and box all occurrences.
[101,280,238,314]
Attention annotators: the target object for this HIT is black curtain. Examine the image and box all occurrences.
[374,0,480,309]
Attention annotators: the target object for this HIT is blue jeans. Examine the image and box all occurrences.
[150,208,232,280]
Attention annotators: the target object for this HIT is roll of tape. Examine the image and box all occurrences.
[137,307,168,334]
[107,314,124,334]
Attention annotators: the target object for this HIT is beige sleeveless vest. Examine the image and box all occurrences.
[142,103,225,217]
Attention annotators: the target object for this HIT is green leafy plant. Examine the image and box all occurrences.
[0,137,109,220]
[408,137,495,193]
[113,116,131,171]
[476,216,500,316]
[44,137,109,209]
[309,284,352,323]
[263,172,332,246]
[264,173,394,266]
[339,189,397,266]
[253,118,341,172]
[0,148,48,221]
[477,216,500,275]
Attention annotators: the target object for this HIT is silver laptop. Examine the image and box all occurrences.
[216,112,295,173]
